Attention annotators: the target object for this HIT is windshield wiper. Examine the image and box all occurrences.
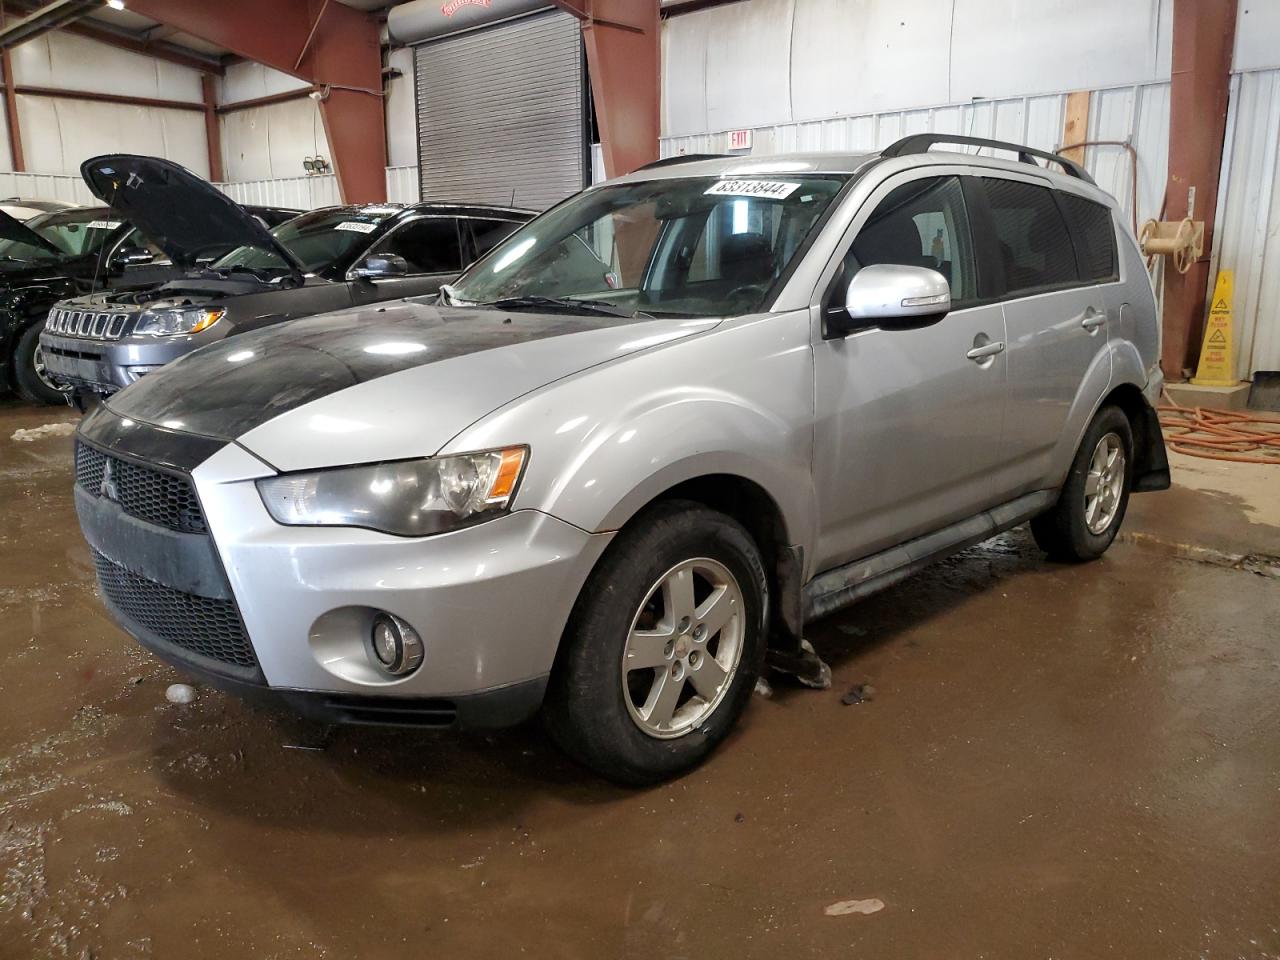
[480,295,649,319]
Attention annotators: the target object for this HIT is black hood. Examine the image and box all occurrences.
[80,155,303,275]
[103,300,654,443]
[0,207,61,256]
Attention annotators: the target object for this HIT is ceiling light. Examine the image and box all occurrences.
[105,0,126,10]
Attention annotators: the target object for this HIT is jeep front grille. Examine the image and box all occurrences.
[75,442,208,535]
[92,549,257,670]
[47,307,130,340]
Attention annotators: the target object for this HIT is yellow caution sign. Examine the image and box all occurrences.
[1192,270,1237,387]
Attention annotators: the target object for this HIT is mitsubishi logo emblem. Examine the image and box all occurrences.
[100,459,120,502]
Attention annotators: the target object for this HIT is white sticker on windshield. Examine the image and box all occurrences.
[704,179,800,200]
[86,220,122,230]
[335,221,378,234]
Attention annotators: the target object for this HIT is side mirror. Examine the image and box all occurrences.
[829,263,951,336]
[350,254,409,280]
[112,247,156,269]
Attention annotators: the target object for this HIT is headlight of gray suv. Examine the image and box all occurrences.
[133,306,225,337]
[256,447,528,537]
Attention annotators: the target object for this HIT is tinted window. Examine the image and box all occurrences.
[981,178,1077,295]
[845,175,977,303]
[214,208,398,273]
[469,218,522,258]
[1059,193,1117,282]
[368,217,464,273]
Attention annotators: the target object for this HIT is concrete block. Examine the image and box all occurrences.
[1163,381,1252,411]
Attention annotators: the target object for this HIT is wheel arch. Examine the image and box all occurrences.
[1100,380,1171,492]
[577,469,806,651]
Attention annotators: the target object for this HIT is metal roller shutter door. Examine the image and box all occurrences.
[414,10,586,211]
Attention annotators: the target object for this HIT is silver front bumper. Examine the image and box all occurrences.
[192,442,613,699]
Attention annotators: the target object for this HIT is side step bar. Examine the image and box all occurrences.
[802,489,1057,621]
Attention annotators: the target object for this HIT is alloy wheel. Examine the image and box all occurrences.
[621,557,745,739]
[1084,431,1126,534]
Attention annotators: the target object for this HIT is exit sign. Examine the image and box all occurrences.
[727,129,753,151]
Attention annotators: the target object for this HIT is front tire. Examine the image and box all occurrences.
[544,500,768,786]
[1031,405,1133,561]
[13,322,70,405]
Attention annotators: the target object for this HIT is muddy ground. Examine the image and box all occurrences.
[2,399,1278,959]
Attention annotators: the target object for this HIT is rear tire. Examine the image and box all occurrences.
[1031,405,1133,562]
[544,500,767,786]
[13,322,69,405]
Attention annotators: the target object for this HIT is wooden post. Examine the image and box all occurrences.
[1,48,25,172]
[1060,90,1090,166]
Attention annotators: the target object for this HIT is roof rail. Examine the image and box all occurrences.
[881,134,1094,184]
[635,153,730,171]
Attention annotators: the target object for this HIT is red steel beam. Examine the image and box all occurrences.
[1,49,23,172]
[1160,0,1238,379]
[122,0,386,202]
[3,1,225,75]
[216,87,317,115]
[11,83,205,111]
[202,73,224,183]
[553,0,660,178]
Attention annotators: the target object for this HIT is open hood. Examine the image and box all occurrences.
[80,155,305,278]
[0,207,62,256]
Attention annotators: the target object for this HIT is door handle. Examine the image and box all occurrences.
[966,340,1006,361]
[1081,308,1107,330]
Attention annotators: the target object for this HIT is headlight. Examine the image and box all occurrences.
[134,306,225,337]
[256,447,528,537]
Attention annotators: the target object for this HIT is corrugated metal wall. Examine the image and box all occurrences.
[662,83,1171,228]
[1212,69,1280,378]
[219,167,422,209]
[662,0,1171,139]
[413,10,586,210]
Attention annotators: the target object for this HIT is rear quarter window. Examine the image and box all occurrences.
[1059,193,1118,283]
[981,178,1078,297]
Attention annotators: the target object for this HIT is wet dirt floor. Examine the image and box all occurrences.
[1,399,1278,959]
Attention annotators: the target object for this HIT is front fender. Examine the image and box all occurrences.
[442,310,818,551]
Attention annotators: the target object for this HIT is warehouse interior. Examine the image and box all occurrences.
[1,0,1277,956]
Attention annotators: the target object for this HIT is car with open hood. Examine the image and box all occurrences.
[73,135,1170,784]
[40,154,532,408]
[0,198,298,404]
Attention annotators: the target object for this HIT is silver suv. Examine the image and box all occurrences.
[73,135,1169,784]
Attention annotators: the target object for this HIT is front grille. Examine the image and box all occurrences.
[48,307,130,340]
[75,442,208,534]
[92,549,256,669]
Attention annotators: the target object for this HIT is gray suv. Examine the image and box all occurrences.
[72,135,1169,784]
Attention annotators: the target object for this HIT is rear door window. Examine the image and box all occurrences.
[367,217,464,274]
[979,178,1079,296]
[1058,192,1118,283]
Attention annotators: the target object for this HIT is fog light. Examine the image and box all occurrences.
[369,612,423,676]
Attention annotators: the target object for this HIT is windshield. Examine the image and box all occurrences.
[213,207,397,274]
[447,175,848,316]
[0,210,123,263]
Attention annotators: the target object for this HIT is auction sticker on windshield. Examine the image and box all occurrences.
[86,220,123,230]
[704,180,800,200]
[335,221,378,234]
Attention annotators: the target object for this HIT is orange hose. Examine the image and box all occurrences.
[1158,391,1280,464]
